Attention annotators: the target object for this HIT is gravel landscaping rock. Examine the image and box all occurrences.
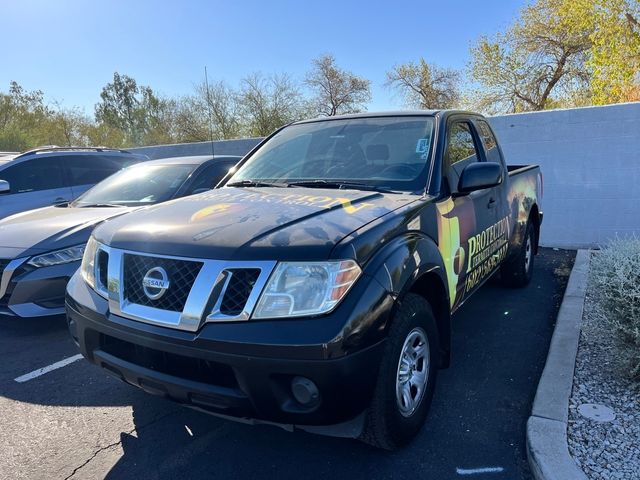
[567,262,640,479]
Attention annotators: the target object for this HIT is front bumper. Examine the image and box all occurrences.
[66,272,393,426]
[0,259,80,318]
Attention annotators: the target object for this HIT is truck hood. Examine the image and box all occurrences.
[0,205,133,259]
[94,187,419,260]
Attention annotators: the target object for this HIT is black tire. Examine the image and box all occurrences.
[360,293,439,450]
[501,220,535,288]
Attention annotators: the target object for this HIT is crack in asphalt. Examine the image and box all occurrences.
[64,409,180,479]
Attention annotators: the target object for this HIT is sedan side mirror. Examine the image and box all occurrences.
[457,162,502,194]
[0,179,10,194]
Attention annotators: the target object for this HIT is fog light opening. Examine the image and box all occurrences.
[67,315,79,347]
[291,376,320,407]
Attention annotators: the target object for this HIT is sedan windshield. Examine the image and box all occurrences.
[72,164,195,207]
[227,116,435,192]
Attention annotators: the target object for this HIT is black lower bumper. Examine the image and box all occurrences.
[66,296,385,426]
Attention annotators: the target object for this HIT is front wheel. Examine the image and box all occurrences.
[360,293,439,450]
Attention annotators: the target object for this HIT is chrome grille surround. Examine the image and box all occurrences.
[95,245,275,332]
[0,257,27,300]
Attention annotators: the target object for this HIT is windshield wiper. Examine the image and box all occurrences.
[75,203,122,208]
[226,180,288,188]
[286,180,399,194]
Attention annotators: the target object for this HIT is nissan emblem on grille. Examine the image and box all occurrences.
[142,267,170,300]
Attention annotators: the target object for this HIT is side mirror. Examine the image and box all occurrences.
[457,162,502,194]
[0,180,9,194]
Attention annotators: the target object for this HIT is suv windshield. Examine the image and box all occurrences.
[228,116,435,192]
[72,163,195,207]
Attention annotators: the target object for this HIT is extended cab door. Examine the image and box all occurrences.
[442,118,504,309]
[472,117,510,227]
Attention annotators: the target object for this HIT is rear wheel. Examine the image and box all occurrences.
[501,220,535,287]
[360,293,439,450]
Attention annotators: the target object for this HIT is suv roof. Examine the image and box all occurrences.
[14,146,140,160]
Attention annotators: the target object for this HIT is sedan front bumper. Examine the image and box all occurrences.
[0,259,81,318]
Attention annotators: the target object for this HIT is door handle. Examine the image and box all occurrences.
[487,197,496,209]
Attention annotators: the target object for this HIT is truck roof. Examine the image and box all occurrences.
[292,109,482,125]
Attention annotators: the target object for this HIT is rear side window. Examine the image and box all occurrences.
[61,155,131,186]
[185,161,236,195]
[475,119,502,164]
[0,158,66,193]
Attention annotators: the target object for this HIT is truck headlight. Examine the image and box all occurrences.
[253,260,361,319]
[80,237,100,289]
[28,245,86,268]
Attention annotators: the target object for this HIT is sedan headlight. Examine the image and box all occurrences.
[80,237,100,289]
[253,260,361,319]
[28,244,86,268]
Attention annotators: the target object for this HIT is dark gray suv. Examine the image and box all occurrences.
[0,146,148,220]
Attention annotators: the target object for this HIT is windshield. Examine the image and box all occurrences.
[227,116,435,192]
[72,164,195,207]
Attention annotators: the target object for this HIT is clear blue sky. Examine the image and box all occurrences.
[2,0,527,115]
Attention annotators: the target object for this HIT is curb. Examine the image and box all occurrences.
[526,249,591,480]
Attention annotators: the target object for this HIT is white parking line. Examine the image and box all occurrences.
[14,354,84,383]
[456,467,505,476]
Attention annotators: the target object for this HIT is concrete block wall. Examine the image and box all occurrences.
[131,102,640,248]
[488,103,640,248]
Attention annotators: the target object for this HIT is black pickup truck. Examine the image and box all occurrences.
[66,111,542,449]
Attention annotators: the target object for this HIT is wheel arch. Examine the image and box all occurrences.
[364,233,452,369]
[406,270,451,368]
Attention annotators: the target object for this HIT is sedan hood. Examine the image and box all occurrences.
[94,187,419,260]
[0,205,133,258]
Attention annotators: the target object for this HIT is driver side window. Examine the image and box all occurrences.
[445,121,481,192]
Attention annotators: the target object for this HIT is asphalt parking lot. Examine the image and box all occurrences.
[0,248,574,480]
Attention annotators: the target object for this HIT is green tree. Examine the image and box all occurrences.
[386,59,460,109]
[95,72,175,146]
[304,54,371,116]
[238,73,305,136]
[46,104,93,146]
[174,81,242,142]
[469,0,593,113]
[584,0,640,104]
[0,81,53,150]
[81,123,126,148]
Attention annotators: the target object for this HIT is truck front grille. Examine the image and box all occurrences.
[219,269,261,316]
[123,254,203,312]
[102,247,275,331]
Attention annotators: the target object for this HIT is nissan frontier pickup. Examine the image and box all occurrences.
[66,111,543,450]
